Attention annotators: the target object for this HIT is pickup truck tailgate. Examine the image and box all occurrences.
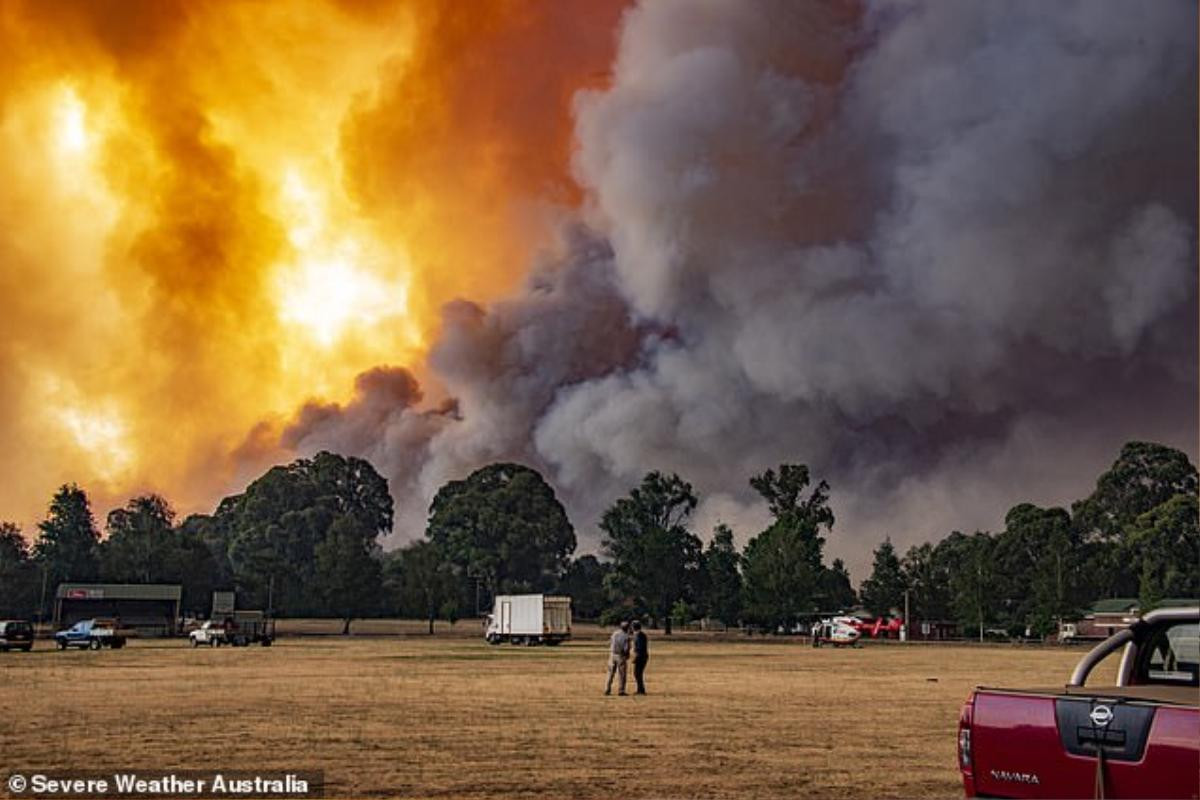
[970,689,1199,799]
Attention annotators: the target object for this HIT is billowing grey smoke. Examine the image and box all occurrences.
[281,0,1198,579]
[282,229,645,539]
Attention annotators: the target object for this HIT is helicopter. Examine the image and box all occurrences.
[811,616,863,647]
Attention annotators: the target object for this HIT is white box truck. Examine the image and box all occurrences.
[485,594,572,646]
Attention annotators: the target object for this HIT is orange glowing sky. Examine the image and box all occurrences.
[0,0,626,530]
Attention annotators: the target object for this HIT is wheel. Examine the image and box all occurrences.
[510,636,524,646]
[111,639,125,649]
[89,639,101,651]
[22,644,32,652]
[260,638,272,647]
[486,634,501,645]
[192,639,200,648]
[57,640,66,650]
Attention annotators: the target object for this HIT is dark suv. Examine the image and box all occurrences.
[0,620,34,652]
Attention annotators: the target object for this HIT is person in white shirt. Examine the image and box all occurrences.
[604,621,631,696]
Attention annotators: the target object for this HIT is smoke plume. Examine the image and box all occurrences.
[4,1,1194,582]
[284,0,1197,578]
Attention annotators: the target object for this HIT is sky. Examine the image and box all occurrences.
[1,0,1196,582]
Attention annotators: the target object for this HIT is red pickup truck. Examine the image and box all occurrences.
[958,606,1199,799]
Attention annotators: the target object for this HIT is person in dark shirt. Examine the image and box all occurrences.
[631,620,649,695]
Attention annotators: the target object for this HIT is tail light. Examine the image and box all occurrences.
[958,692,975,771]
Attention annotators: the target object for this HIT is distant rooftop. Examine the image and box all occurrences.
[55,583,182,601]
[1089,597,1197,614]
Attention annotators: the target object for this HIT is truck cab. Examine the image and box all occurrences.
[1057,622,1079,643]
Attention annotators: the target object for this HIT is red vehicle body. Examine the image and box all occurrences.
[957,607,1199,799]
[848,616,904,638]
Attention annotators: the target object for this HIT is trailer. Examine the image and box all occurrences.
[198,592,274,647]
[221,610,275,646]
[485,595,571,645]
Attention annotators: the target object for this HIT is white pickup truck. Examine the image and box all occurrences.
[189,620,229,647]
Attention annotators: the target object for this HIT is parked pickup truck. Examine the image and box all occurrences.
[958,606,1198,799]
[55,618,130,650]
[190,613,275,647]
[189,620,229,647]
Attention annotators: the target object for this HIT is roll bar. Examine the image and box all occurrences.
[1068,606,1199,688]
[1068,628,1133,687]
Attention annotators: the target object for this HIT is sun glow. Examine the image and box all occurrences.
[38,370,136,485]
[54,88,89,154]
[59,406,134,481]
[276,168,413,347]
[280,252,411,347]
[0,0,617,531]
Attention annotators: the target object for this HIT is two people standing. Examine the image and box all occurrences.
[604,620,649,696]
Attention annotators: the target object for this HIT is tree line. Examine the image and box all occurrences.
[857,441,1199,639]
[0,441,1195,636]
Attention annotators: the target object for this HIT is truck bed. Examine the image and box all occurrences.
[979,684,1198,707]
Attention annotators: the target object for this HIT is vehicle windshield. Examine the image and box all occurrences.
[1137,621,1200,687]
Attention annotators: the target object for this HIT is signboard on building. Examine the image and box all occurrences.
[212,591,236,617]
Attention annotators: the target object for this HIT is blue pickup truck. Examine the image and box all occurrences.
[55,618,129,650]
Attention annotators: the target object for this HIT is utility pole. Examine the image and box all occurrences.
[38,565,48,630]
[1056,549,1064,638]
[977,557,984,644]
[903,589,910,643]
[466,568,481,617]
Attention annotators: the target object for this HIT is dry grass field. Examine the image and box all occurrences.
[0,625,1113,799]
